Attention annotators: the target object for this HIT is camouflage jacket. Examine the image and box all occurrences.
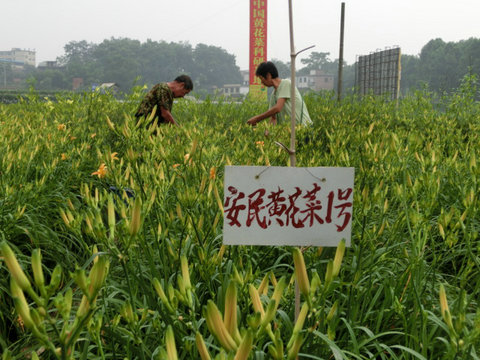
[135,83,173,124]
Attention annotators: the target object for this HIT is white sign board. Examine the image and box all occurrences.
[223,166,354,247]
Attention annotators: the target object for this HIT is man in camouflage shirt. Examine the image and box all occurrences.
[135,74,193,127]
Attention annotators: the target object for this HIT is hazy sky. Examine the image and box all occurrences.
[2,0,478,69]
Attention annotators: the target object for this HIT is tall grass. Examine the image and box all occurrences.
[0,77,479,359]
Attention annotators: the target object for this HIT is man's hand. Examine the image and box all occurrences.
[247,98,284,126]
[161,106,179,126]
[168,118,180,126]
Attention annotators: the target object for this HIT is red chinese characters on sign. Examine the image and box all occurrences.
[249,0,267,91]
[224,183,353,232]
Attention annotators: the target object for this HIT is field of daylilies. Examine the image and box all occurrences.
[0,76,479,360]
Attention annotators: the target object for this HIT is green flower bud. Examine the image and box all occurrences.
[152,278,174,313]
[195,332,211,360]
[165,325,178,360]
[332,239,346,278]
[73,268,89,296]
[234,329,253,360]
[292,248,310,298]
[180,255,191,290]
[224,280,239,342]
[287,333,303,360]
[31,249,45,289]
[12,296,35,330]
[47,264,63,294]
[1,242,31,291]
[129,197,142,236]
[88,256,109,299]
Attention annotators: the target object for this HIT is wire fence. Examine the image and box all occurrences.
[355,47,401,100]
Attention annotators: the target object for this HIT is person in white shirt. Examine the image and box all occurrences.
[247,61,312,126]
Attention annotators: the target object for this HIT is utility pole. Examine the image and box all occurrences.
[337,2,345,101]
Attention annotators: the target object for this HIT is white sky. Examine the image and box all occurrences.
[2,0,479,69]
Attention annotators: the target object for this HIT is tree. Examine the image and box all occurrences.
[420,38,466,92]
[34,69,67,90]
[400,54,421,94]
[192,44,242,90]
[299,52,332,74]
[270,58,290,78]
[58,40,99,88]
[458,38,480,77]
[92,38,142,91]
[58,40,96,65]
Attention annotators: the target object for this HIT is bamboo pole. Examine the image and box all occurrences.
[337,2,345,101]
[287,0,314,324]
[288,0,297,168]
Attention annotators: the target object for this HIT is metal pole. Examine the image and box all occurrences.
[337,2,345,101]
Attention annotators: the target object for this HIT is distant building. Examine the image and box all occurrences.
[219,70,252,97]
[0,48,36,68]
[297,69,334,91]
[97,83,119,94]
[37,61,61,69]
[240,70,249,87]
[72,77,83,90]
[218,68,333,97]
[220,84,249,98]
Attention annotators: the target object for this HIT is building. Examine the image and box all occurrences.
[220,69,334,97]
[37,61,61,69]
[220,84,250,98]
[219,70,251,97]
[0,48,36,67]
[240,70,249,87]
[297,69,334,91]
[72,77,83,91]
[96,83,119,94]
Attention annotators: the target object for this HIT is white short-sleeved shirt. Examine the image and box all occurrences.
[269,79,312,125]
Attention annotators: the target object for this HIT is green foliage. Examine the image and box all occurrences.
[0,87,479,359]
[52,38,243,93]
[299,51,338,76]
[0,242,109,359]
[402,37,480,95]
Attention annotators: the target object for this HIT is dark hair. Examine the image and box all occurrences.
[174,74,194,91]
[255,61,279,79]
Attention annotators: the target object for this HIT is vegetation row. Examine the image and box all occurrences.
[0,75,479,359]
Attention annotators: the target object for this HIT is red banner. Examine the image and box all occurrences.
[249,0,267,99]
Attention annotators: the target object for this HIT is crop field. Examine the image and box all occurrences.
[0,78,479,359]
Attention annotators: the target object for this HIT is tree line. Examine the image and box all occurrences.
[1,37,479,96]
[401,37,480,94]
[10,38,245,94]
[275,37,479,96]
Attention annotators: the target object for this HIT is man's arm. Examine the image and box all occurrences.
[247,97,286,126]
[160,106,179,126]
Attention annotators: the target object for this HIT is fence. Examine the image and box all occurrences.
[355,47,401,100]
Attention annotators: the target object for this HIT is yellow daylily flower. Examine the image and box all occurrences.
[209,167,216,180]
[91,163,107,178]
